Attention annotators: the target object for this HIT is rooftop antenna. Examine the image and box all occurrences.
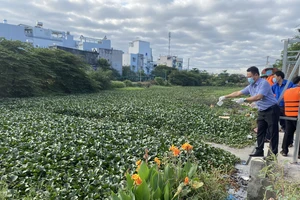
[168,32,171,56]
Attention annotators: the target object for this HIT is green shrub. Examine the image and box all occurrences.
[111,81,126,88]
[123,80,133,87]
[154,77,165,86]
[112,143,230,200]
[132,82,151,88]
[260,156,300,200]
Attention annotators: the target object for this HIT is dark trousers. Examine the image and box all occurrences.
[256,104,280,155]
[282,119,297,154]
[279,106,285,131]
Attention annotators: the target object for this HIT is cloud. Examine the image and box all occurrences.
[1,0,300,73]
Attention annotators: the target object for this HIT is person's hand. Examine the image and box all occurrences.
[235,98,245,104]
[219,96,226,101]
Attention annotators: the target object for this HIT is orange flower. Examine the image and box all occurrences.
[172,147,180,156]
[154,157,161,166]
[181,143,193,151]
[170,145,181,156]
[169,145,176,151]
[184,177,189,185]
[131,174,142,185]
[136,159,142,166]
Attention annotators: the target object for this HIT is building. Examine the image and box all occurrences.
[123,40,154,75]
[122,53,144,73]
[95,48,123,75]
[157,55,183,70]
[0,19,123,74]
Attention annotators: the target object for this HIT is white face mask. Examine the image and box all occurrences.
[273,77,277,83]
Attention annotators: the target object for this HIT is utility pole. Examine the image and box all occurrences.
[266,56,269,67]
[187,58,190,70]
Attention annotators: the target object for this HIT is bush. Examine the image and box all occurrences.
[123,80,133,87]
[154,77,165,86]
[132,82,151,88]
[111,81,126,88]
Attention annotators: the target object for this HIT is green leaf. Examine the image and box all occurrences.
[126,173,134,190]
[150,171,159,191]
[183,161,192,175]
[164,164,174,182]
[138,162,149,181]
[111,192,120,200]
[164,182,170,200]
[135,181,150,200]
[188,164,197,178]
[152,187,162,199]
[119,191,131,200]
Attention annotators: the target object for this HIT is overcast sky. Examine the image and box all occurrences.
[1,0,300,73]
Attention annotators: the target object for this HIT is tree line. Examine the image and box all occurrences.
[4,38,299,98]
[0,39,120,98]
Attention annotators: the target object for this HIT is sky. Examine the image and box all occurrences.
[1,0,300,74]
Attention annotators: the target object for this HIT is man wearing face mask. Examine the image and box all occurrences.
[271,71,294,133]
[219,66,280,157]
[262,67,278,86]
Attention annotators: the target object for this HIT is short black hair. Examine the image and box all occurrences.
[274,71,285,79]
[293,76,300,84]
[247,66,259,76]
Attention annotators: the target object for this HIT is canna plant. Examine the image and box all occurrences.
[111,143,204,200]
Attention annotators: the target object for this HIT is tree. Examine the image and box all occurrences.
[97,58,111,71]
[0,40,98,97]
[151,65,178,80]
[122,66,138,81]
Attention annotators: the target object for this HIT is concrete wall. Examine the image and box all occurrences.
[51,45,99,66]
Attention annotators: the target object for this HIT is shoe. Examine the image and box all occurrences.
[280,151,287,157]
[249,151,264,157]
[289,144,293,148]
[298,155,300,159]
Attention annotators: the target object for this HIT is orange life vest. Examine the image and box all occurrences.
[284,87,300,117]
[266,75,274,86]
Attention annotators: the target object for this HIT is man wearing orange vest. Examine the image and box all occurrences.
[281,76,300,158]
[261,67,278,86]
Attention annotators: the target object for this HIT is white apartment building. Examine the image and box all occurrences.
[95,48,123,75]
[0,20,111,50]
[123,40,154,75]
[157,55,183,70]
[0,20,122,73]
[122,53,144,73]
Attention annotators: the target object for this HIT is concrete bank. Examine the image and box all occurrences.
[207,131,300,199]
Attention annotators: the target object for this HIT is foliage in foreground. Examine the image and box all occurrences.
[112,143,231,200]
[0,87,252,198]
[260,158,300,200]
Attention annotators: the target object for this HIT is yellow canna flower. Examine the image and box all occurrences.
[154,157,161,166]
[169,145,176,151]
[184,177,189,185]
[181,143,193,151]
[136,159,142,166]
[131,174,142,185]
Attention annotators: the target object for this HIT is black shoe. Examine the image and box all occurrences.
[249,151,264,157]
[280,151,287,157]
